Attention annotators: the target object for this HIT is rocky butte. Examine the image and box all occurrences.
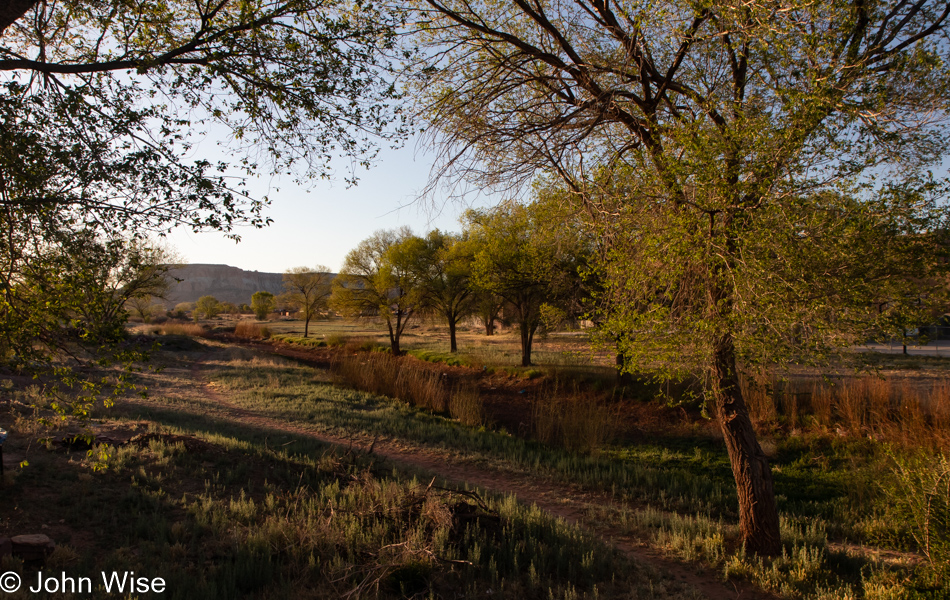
[163,264,286,305]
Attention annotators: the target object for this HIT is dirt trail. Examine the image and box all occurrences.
[175,352,776,600]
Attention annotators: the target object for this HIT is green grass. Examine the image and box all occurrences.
[405,348,472,367]
[1,398,700,599]
[270,334,327,347]
[194,348,948,600]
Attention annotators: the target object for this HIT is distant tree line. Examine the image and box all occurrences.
[328,191,591,365]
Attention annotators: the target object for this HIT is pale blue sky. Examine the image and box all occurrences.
[166,136,496,273]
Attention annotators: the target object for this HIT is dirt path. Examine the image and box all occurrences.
[179,352,774,600]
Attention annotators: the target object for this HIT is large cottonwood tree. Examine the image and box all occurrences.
[409,0,950,554]
[0,0,405,410]
[403,230,475,353]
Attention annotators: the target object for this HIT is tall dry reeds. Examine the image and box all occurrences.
[332,352,451,414]
[532,379,616,453]
[739,370,950,449]
[234,320,271,339]
[449,383,485,427]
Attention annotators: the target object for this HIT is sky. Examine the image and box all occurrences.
[165,136,499,274]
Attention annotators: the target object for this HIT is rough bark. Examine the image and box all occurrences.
[712,335,782,556]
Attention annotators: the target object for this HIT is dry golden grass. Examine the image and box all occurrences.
[332,352,450,414]
[448,384,485,427]
[234,320,271,339]
[740,370,950,448]
[532,380,616,453]
[145,322,209,337]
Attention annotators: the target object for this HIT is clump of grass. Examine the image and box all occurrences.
[324,333,347,347]
[234,320,271,339]
[532,381,616,453]
[493,366,545,380]
[407,349,471,367]
[449,383,486,427]
[145,322,209,337]
[886,449,950,578]
[333,352,450,414]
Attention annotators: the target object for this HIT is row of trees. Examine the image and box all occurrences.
[330,195,588,364]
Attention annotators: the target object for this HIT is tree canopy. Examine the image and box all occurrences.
[463,197,587,367]
[401,230,475,353]
[283,266,333,338]
[251,291,276,321]
[331,227,423,356]
[0,0,406,415]
[1,0,406,235]
[408,0,950,554]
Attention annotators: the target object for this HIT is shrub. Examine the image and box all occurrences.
[887,450,950,577]
[234,320,271,339]
[146,323,209,337]
[269,335,324,347]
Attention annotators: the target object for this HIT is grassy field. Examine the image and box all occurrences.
[195,345,948,599]
[5,320,949,599]
[0,340,701,600]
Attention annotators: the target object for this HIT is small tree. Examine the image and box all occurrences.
[473,291,505,336]
[220,302,239,316]
[404,231,475,352]
[283,266,333,338]
[196,296,222,320]
[331,228,422,356]
[127,295,157,323]
[173,302,195,319]
[251,291,276,321]
[464,199,586,366]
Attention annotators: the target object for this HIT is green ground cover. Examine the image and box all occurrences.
[196,347,948,600]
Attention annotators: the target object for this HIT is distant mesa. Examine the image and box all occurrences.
[164,264,320,305]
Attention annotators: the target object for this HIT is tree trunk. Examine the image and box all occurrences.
[387,318,400,356]
[616,351,633,385]
[303,317,310,338]
[712,335,782,556]
[483,312,495,336]
[448,317,458,353]
[520,321,534,366]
